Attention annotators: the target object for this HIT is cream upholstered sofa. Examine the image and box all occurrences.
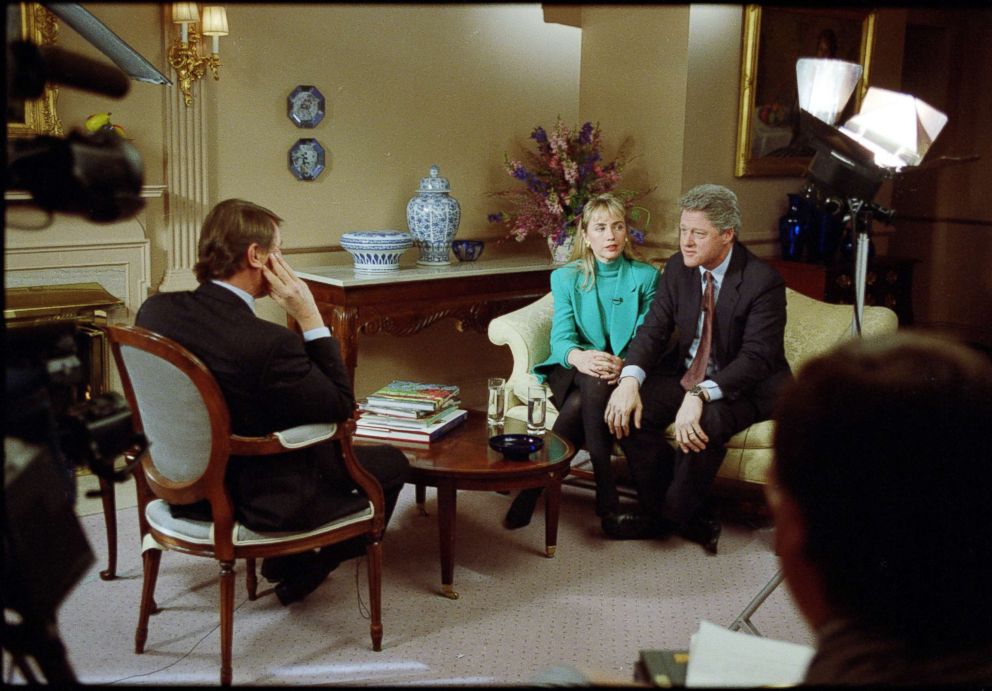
[487,287,899,496]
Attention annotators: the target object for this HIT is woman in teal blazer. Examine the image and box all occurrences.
[505,193,659,531]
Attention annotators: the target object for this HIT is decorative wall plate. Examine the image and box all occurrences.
[289,138,326,181]
[287,85,325,128]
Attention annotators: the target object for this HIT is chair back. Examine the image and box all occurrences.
[107,325,232,509]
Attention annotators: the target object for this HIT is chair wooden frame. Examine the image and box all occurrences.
[107,325,385,686]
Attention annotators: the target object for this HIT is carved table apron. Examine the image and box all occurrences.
[297,256,554,385]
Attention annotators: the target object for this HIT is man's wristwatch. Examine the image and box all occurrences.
[688,385,709,402]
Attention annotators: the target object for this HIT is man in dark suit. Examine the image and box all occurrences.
[604,184,790,551]
[771,333,992,684]
[136,198,409,604]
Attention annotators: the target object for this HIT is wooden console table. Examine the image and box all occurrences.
[298,256,554,384]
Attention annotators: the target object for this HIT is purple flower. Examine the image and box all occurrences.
[531,126,548,144]
[579,122,594,145]
[629,227,646,244]
[512,165,529,181]
[488,213,504,223]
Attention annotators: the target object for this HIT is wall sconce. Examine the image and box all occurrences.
[168,3,229,107]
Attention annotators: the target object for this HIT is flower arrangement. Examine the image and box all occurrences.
[488,117,649,249]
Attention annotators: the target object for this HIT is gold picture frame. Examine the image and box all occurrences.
[734,5,876,178]
[7,2,64,138]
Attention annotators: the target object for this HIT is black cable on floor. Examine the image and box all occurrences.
[107,594,250,685]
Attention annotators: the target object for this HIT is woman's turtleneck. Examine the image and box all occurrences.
[594,257,624,352]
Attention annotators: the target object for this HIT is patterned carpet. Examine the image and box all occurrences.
[39,472,814,686]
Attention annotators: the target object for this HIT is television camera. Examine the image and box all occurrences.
[4,7,165,680]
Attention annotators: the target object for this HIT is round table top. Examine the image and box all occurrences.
[360,411,575,482]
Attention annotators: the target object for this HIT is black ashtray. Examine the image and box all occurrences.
[489,433,543,461]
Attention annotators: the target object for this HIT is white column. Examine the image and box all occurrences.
[157,9,209,293]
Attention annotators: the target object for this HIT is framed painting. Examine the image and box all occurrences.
[734,5,876,177]
[7,2,64,138]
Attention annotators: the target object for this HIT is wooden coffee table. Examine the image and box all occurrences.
[363,411,575,599]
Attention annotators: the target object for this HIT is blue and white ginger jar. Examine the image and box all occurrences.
[406,164,461,266]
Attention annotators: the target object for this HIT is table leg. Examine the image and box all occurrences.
[436,481,458,599]
[329,305,359,387]
[98,476,118,580]
[543,473,562,558]
[415,483,428,516]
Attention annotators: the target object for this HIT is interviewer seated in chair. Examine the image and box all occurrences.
[504,193,659,533]
[769,332,992,684]
[136,198,409,606]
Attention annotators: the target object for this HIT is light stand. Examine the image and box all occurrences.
[727,61,948,636]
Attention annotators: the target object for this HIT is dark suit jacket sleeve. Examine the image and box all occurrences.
[710,270,787,399]
[258,329,355,431]
[623,260,678,372]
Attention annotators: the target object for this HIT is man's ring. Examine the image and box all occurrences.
[688,431,695,436]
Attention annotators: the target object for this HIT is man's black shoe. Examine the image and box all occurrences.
[679,515,721,555]
[260,550,317,583]
[504,489,541,530]
[274,553,341,606]
[601,512,672,540]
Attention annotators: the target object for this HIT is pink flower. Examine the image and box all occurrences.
[563,159,578,185]
[489,116,646,245]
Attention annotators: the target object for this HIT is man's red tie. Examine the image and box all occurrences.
[681,271,714,391]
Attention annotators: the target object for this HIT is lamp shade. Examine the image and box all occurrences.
[840,87,948,169]
[201,6,229,36]
[796,58,863,126]
[172,2,199,24]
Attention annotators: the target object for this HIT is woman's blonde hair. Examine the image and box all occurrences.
[570,192,641,290]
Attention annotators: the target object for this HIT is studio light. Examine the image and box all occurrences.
[796,57,948,335]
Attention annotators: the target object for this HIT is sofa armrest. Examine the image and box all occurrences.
[487,292,554,406]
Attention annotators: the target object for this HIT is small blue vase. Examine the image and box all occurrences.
[779,194,806,262]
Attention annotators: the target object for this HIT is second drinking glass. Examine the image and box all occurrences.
[527,384,547,434]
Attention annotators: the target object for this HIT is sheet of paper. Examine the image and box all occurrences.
[685,620,815,687]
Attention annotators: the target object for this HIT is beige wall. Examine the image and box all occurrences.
[578,5,689,250]
[213,3,580,251]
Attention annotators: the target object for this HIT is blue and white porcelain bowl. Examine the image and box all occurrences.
[451,239,484,262]
[340,231,413,273]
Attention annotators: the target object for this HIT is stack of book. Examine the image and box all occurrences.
[356,380,467,443]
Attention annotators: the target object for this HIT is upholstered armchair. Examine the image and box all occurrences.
[107,325,386,686]
[487,287,899,496]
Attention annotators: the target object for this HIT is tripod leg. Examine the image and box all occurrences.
[5,618,78,683]
[728,569,785,636]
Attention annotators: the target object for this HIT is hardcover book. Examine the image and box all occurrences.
[356,407,468,443]
[638,649,688,687]
[358,399,461,419]
[358,405,461,430]
[365,380,460,412]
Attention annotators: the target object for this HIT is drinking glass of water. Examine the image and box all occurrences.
[527,385,547,434]
[487,377,506,425]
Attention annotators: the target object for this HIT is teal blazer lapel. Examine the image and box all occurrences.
[608,260,642,356]
[573,278,608,351]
